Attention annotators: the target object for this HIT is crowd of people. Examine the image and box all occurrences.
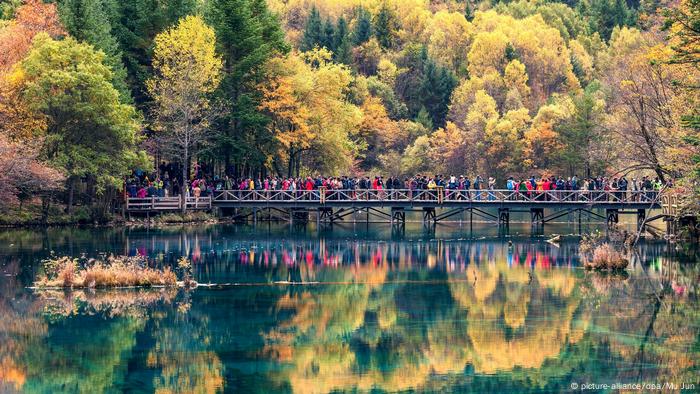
[125,162,667,203]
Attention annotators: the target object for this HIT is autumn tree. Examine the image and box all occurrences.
[426,11,473,75]
[358,96,401,169]
[524,102,568,172]
[0,0,65,214]
[259,53,312,177]
[16,34,148,212]
[664,0,700,208]
[0,133,63,212]
[147,16,223,200]
[428,122,468,175]
[604,29,688,182]
[261,49,362,175]
[353,37,382,76]
[664,0,700,67]
[0,0,64,141]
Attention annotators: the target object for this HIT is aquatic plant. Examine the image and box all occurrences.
[177,256,196,288]
[35,255,177,288]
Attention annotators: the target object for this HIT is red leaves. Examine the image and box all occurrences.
[0,0,65,72]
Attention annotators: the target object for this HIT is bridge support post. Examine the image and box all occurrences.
[391,207,405,226]
[606,209,619,227]
[530,208,544,225]
[423,207,436,225]
[498,208,510,227]
[637,209,646,231]
[319,207,334,223]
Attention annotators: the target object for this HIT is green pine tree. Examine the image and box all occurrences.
[415,106,434,131]
[334,16,352,64]
[108,0,197,106]
[321,18,335,52]
[464,0,474,22]
[373,3,397,49]
[207,0,289,175]
[352,7,372,46]
[57,0,131,101]
[421,59,457,128]
[301,6,322,51]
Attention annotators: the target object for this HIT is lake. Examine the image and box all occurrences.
[0,223,698,393]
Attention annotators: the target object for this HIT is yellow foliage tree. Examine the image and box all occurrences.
[429,121,468,175]
[262,48,362,175]
[147,15,223,192]
[426,11,473,75]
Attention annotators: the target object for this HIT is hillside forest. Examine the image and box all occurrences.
[0,0,698,217]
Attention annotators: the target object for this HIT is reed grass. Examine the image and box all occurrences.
[36,255,178,288]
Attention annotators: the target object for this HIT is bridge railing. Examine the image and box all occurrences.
[211,188,661,204]
[126,196,211,211]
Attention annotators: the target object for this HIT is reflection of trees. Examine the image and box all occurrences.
[0,284,180,393]
[580,259,700,385]
[147,292,224,394]
[21,317,145,393]
[262,255,699,393]
[0,259,46,392]
[450,261,581,374]
[262,255,584,393]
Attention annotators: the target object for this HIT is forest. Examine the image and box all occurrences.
[0,0,698,218]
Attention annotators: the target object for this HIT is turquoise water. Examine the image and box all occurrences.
[0,223,698,393]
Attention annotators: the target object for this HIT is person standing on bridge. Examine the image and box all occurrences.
[474,176,482,200]
[428,177,437,200]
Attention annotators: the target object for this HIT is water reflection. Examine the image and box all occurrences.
[0,226,698,393]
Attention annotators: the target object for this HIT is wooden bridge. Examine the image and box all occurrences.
[125,196,212,212]
[125,188,664,228]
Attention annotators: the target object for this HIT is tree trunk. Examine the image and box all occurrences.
[287,147,295,178]
[67,176,76,214]
[182,147,188,213]
[638,100,666,183]
[41,193,51,223]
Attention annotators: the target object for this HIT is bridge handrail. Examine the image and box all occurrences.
[126,196,211,210]
[125,189,662,211]
[208,188,660,204]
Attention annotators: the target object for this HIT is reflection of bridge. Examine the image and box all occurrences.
[125,188,666,229]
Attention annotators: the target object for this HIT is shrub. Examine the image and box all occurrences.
[588,243,628,270]
[580,231,629,270]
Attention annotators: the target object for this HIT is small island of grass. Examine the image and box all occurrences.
[34,255,195,289]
